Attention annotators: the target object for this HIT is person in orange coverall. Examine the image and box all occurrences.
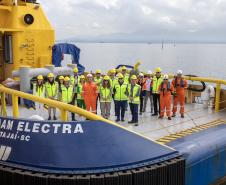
[159,75,174,120]
[172,70,188,118]
[83,74,98,114]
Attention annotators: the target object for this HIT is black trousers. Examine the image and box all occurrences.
[115,100,127,120]
[140,96,144,113]
[129,103,139,122]
[153,93,160,114]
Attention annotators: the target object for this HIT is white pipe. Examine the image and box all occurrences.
[28,68,50,77]
[53,67,73,76]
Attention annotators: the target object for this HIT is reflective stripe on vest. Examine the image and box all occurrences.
[128,84,141,104]
[61,85,74,103]
[114,83,128,101]
[152,76,163,94]
[45,82,58,99]
[100,86,112,102]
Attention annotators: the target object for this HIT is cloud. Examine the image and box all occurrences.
[38,0,226,42]
[141,5,153,15]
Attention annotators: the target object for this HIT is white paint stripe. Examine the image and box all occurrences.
[0,145,6,160]
[2,147,12,161]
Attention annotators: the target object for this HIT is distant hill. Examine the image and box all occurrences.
[58,30,226,44]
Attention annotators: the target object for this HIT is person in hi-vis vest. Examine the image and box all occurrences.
[45,73,58,120]
[76,75,86,110]
[113,73,129,122]
[99,75,112,119]
[33,75,45,117]
[152,67,163,116]
[61,76,74,121]
[128,75,141,126]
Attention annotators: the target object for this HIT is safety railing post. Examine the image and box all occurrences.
[1,92,7,116]
[215,83,221,112]
[12,94,19,118]
[61,110,68,121]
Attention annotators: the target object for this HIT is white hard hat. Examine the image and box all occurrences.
[147,70,152,75]
[177,70,183,75]
[87,74,93,78]
[163,75,169,80]
[139,73,144,77]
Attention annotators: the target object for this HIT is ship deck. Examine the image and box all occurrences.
[4,103,226,141]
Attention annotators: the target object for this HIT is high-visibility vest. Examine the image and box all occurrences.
[61,85,74,103]
[77,83,84,100]
[33,83,45,97]
[114,82,128,101]
[123,73,130,84]
[152,76,163,94]
[94,77,102,86]
[128,84,141,104]
[100,86,112,102]
[110,77,118,88]
[94,77,103,92]
[70,75,80,86]
[45,82,58,99]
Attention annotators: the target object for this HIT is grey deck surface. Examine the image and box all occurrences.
[4,103,226,141]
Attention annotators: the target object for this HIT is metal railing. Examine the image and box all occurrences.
[168,75,226,112]
[0,84,112,123]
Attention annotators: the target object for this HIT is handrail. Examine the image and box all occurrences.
[168,74,226,112]
[0,85,112,123]
[168,74,226,85]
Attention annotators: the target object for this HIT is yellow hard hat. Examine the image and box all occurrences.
[116,68,121,73]
[104,75,110,81]
[155,67,162,73]
[110,69,116,73]
[96,69,101,74]
[80,75,85,79]
[47,73,54,78]
[59,76,64,80]
[73,67,78,73]
[117,73,124,79]
[121,66,127,70]
[37,75,43,80]
[131,75,137,80]
[64,76,70,82]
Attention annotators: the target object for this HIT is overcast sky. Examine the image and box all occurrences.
[39,0,226,42]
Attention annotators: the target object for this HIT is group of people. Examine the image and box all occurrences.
[33,66,188,126]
